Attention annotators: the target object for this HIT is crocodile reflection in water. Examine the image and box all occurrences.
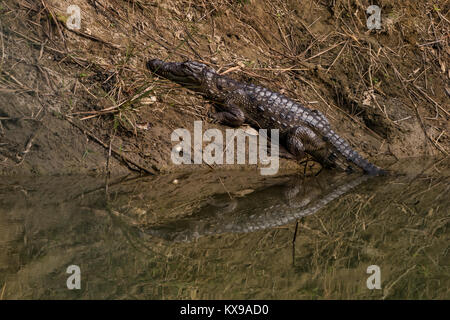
[142,173,371,242]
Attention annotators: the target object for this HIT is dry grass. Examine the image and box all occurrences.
[0,0,448,175]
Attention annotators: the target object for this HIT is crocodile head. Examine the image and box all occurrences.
[147,59,212,86]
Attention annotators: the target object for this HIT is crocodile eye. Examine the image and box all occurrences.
[184,61,204,73]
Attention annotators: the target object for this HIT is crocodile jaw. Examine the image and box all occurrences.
[147,59,204,87]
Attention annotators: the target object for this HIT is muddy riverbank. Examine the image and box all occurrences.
[0,0,448,176]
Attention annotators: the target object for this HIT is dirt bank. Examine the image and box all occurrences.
[0,0,448,176]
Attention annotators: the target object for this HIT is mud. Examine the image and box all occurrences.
[0,0,448,176]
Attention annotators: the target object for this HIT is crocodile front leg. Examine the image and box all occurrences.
[208,92,246,127]
[209,104,245,126]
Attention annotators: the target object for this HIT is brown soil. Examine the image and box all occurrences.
[0,0,448,176]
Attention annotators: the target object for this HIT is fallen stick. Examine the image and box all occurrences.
[65,117,159,175]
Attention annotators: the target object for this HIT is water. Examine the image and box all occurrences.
[0,159,448,299]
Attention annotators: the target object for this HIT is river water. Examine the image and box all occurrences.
[0,158,448,299]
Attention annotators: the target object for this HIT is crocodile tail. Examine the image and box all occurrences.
[324,130,386,176]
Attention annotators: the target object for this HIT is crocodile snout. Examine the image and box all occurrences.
[146,59,165,72]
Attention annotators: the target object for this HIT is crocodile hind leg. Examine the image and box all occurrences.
[285,126,343,170]
[285,126,322,159]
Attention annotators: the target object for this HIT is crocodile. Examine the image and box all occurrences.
[147,59,386,175]
[141,172,371,242]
